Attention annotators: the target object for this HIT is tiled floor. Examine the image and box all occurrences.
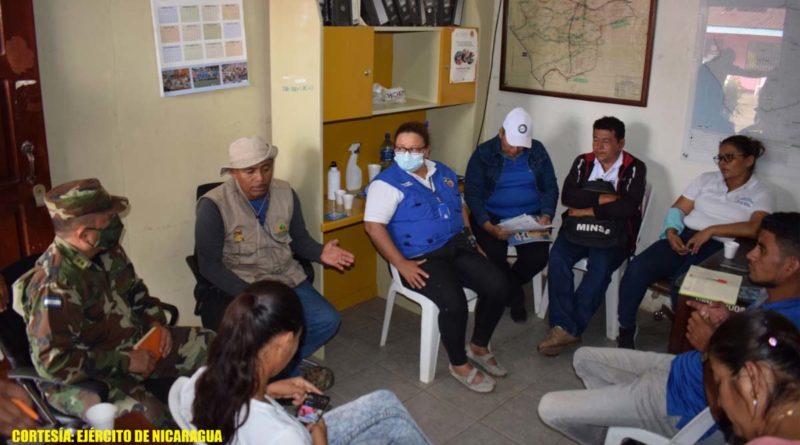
[315,290,671,445]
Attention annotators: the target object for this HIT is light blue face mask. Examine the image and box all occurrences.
[395,152,424,172]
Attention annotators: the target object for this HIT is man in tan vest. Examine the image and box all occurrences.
[195,137,354,386]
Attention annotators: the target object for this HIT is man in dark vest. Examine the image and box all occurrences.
[195,137,354,386]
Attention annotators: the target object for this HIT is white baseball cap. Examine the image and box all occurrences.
[502,107,533,148]
[220,136,279,175]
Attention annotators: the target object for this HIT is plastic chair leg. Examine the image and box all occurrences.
[532,271,543,315]
[606,269,621,340]
[537,280,549,319]
[380,287,397,347]
[419,305,440,384]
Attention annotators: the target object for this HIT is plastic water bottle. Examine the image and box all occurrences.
[327,161,340,201]
[379,133,394,170]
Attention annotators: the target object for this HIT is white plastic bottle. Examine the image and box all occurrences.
[327,161,340,201]
[345,143,362,191]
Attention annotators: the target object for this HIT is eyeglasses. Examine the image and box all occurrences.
[713,153,744,164]
[394,146,427,155]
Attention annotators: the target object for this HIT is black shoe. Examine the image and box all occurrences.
[617,326,637,349]
[510,305,528,323]
[299,360,335,391]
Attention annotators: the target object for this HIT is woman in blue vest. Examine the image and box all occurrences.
[464,107,559,323]
[365,122,517,393]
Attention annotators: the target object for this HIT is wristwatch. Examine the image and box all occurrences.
[467,235,478,249]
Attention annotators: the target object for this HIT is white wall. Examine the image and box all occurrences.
[484,0,799,247]
[33,0,272,324]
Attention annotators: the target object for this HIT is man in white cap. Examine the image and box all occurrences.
[464,107,559,323]
[194,136,354,387]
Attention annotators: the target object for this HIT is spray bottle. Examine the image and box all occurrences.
[345,143,362,191]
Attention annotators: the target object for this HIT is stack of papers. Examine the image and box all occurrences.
[679,265,743,305]
[497,214,553,232]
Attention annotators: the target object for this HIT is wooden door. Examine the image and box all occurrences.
[437,27,477,106]
[323,27,374,123]
[0,0,53,269]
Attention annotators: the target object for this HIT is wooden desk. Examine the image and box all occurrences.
[668,239,760,354]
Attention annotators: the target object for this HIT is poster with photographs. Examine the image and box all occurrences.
[150,0,249,96]
[450,28,477,84]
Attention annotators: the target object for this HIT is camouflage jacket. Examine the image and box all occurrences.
[14,237,167,384]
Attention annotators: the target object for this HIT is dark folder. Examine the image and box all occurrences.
[394,0,413,26]
[408,0,422,25]
[330,0,353,25]
[422,0,436,25]
[319,0,331,25]
[437,0,453,25]
[361,0,389,25]
[382,0,401,25]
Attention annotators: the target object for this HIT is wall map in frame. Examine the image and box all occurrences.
[500,0,657,106]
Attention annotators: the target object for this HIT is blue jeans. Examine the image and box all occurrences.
[617,230,723,330]
[547,233,628,336]
[326,390,431,445]
[283,281,341,376]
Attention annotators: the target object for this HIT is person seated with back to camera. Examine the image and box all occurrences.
[364,121,520,393]
[195,136,355,390]
[537,212,800,445]
[464,107,559,323]
[179,280,431,445]
[707,309,800,445]
[616,135,773,349]
[537,116,647,357]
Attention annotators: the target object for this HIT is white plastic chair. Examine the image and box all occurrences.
[506,245,547,318]
[604,407,715,445]
[380,264,477,384]
[540,183,653,340]
[168,377,207,445]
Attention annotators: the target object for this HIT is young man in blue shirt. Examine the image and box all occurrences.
[537,212,800,445]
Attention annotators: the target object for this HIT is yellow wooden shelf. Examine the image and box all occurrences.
[320,195,366,232]
[372,98,438,115]
[374,26,442,33]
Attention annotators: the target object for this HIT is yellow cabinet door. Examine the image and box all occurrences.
[437,27,477,106]
[322,223,377,310]
[323,27,374,123]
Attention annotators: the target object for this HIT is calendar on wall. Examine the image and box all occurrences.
[150,0,249,96]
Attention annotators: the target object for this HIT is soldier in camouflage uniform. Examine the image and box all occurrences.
[13,178,214,428]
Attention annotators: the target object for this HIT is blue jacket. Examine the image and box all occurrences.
[464,135,559,226]
[378,162,464,258]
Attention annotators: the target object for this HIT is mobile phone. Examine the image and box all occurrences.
[296,393,330,424]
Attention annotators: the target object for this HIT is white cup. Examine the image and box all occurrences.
[343,193,355,211]
[86,402,117,430]
[334,189,346,205]
[368,164,381,181]
[723,240,740,260]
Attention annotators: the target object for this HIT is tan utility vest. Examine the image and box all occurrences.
[202,178,306,288]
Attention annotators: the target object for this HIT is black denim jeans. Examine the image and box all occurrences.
[401,233,515,365]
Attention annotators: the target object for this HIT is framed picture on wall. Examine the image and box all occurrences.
[500,0,657,107]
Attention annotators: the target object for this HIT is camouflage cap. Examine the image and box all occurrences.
[44,178,129,222]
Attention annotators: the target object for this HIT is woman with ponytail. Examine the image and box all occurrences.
[174,280,430,445]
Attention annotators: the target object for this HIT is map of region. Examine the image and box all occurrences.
[502,0,654,103]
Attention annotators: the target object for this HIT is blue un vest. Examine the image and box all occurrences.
[377,162,464,258]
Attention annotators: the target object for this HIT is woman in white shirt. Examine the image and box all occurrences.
[177,280,430,445]
[616,135,774,349]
